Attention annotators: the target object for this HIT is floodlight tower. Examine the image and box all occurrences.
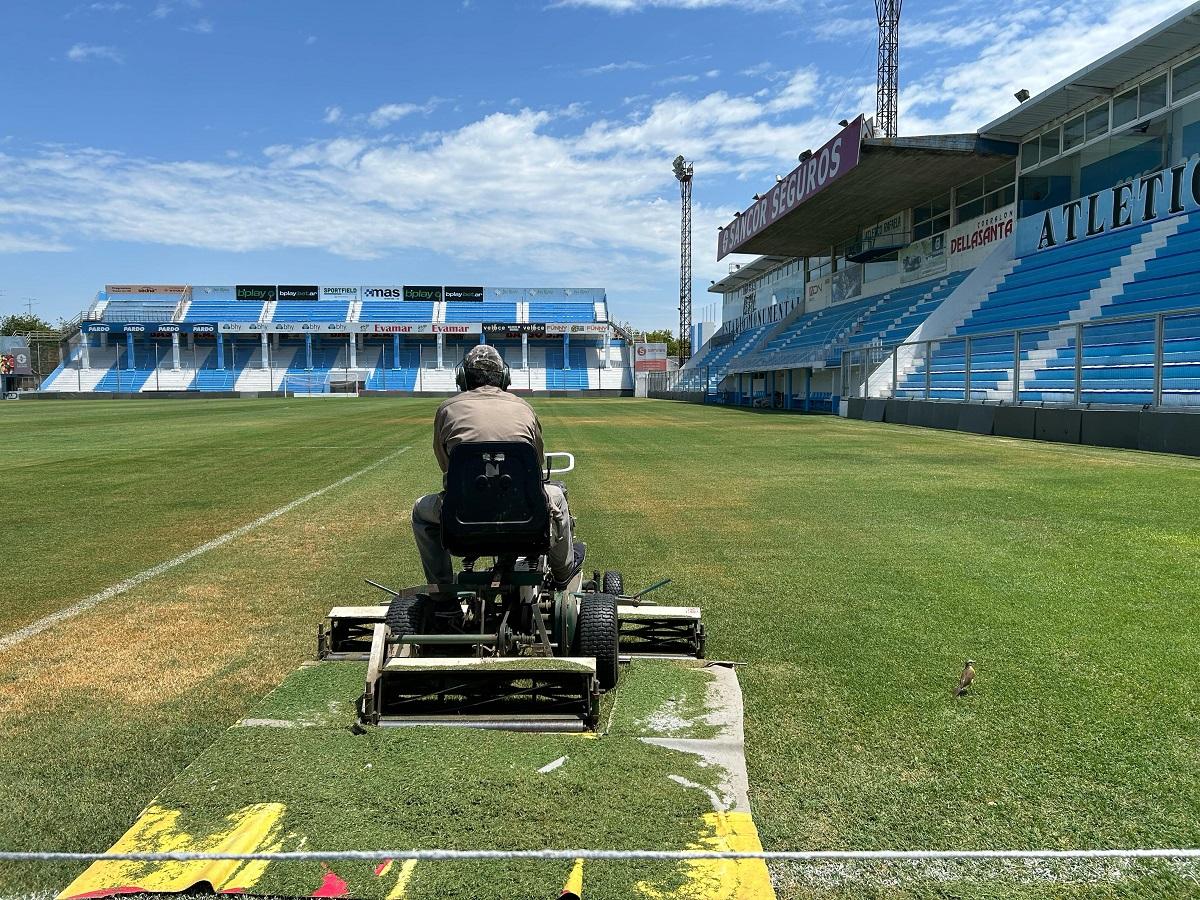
[672,154,694,362]
[875,0,903,138]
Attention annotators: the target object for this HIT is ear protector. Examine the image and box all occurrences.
[455,356,512,391]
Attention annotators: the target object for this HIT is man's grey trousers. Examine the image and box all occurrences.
[412,484,574,586]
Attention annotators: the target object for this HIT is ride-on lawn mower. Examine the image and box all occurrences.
[319,441,705,732]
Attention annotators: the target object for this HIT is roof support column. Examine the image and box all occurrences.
[171,332,181,371]
[563,331,570,369]
[305,333,313,370]
[436,333,444,370]
[125,331,136,370]
[521,332,529,370]
[393,334,401,370]
[216,333,225,370]
[261,331,270,370]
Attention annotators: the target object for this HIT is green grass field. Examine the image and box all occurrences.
[2,398,1199,899]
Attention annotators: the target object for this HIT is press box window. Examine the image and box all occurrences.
[913,193,951,240]
[1173,55,1200,102]
[1112,88,1138,128]
[1140,73,1167,117]
[1040,128,1061,160]
[1085,105,1109,141]
[1063,113,1085,151]
[1021,138,1039,169]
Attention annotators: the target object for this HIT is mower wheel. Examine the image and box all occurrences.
[385,593,430,641]
[602,570,624,595]
[576,592,620,690]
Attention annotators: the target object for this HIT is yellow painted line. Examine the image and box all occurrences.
[637,811,776,899]
[560,857,584,899]
[386,859,418,899]
[58,803,288,900]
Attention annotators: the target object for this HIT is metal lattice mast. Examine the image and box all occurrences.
[672,155,694,362]
[875,0,902,138]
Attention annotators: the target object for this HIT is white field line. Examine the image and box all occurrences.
[0,446,411,654]
[0,446,398,452]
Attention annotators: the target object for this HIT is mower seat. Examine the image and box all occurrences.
[441,441,552,559]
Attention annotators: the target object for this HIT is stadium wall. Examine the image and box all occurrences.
[844,398,1200,457]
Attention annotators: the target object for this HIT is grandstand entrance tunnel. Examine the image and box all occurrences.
[672,8,1200,453]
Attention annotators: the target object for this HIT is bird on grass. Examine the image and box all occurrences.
[955,660,976,697]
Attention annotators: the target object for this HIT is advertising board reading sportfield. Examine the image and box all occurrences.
[717,116,865,260]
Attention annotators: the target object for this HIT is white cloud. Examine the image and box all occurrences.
[366,98,445,127]
[0,67,838,291]
[66,43,123,63]
[554,0,796,10]
[305,35,318,45]
[323,106,343,124]
[182,17,213,33]
[0,233,71,253]
[582,60,649,75]
[899,0,1193,134]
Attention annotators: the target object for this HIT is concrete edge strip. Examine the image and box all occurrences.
[0,445,412,653]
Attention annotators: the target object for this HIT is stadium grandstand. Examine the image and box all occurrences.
[40,284,630,395]
[672,4,1200,425]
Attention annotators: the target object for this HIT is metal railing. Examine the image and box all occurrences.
[50,340,615,394]
[841,305,1200,409]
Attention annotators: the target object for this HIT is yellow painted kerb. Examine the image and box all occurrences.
[58,803,287,899]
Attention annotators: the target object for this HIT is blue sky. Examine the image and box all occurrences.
[0,0,1191,327]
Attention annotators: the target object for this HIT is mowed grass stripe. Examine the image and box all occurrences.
[0,399,431,632]
[0,444,412,653]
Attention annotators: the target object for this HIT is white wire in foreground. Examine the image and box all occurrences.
[1,849,1199,863]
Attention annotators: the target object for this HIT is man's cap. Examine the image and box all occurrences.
[463,344,505,377]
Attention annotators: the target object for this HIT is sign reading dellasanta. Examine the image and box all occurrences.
[718,116,866,260]
[634,343,668,372]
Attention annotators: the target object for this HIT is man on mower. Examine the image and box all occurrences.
[412,344,582,590]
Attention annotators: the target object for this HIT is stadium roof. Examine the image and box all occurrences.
[709,255,792,294]
[980,3,1200,140]
[718,134,1016,262]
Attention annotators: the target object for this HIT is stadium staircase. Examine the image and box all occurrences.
[544,347,589,390]
[365,345,420,391]
[895,215,1194,403]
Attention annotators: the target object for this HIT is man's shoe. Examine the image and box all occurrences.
[550,542,587,591]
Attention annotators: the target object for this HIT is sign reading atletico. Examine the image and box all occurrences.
[717,115,865,260]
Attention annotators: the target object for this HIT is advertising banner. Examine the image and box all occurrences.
[361,286,405,300]
[321,286,359,301]
[899,233,947,283]
[404,285,443,302]
[192,285,236,301]
[1016,157,1200,256]
[718,115,866,260]
[831,265,863,304]
[276,285,319,302]
[83,321,212,336]
[949,206,1014,258]
[345,322,482,335]
[544,323,610,335]
[218,322,268,333]
[236,285,277,303]
[634,343,668,372]
[483,322,545,337]
[806,275,830,312]
[105,284,188,295]
[0,337,32,376]
[445,286,485,302]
